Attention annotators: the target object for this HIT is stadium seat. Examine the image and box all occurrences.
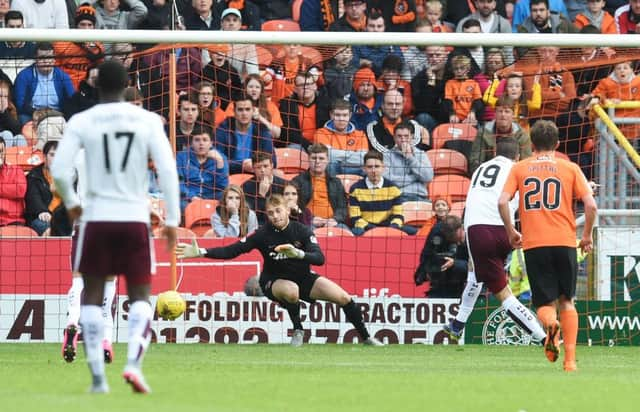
[275,147,309,174]
[184,199,218,236]
[402,201,433,226]
[0,225,39,237]
[261,19,301,32]
[314,226,355,237]
[228,173,253,187]
[361,226,409,237]
[255,46,273,68]
[4,146,43,172]
[202,228,219,238]
[450,201,466,218]
[336,174,362,193]
[431,123,477,158]
[428,174,471,203]
[291,0,303,22]
[153,226,197,239]
[426,149,469,176]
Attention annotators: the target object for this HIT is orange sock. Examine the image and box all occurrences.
[560,308,578,362]
[536,305,557,328]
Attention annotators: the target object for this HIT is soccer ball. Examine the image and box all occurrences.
[156,290,186,320]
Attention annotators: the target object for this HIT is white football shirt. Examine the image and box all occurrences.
[52,102,180,227]
[464,155,518,229]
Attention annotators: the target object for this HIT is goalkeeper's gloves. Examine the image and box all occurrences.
[274,244,305,259]
[176,239,206,259]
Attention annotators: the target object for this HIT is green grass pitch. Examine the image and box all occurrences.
[1,344,638,412]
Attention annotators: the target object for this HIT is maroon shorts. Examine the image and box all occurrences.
[466,224,511,294]
[74,222,154,285]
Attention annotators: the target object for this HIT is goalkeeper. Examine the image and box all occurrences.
[176,194,383,347]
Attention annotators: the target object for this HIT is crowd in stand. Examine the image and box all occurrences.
[0,1,635,253]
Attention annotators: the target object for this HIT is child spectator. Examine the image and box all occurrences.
[283,181,313,227]
[574,0,616,34]
[195,81,225,128]
[444,55,483,125]
[484,72,541,131]
[211,185,258,238]
[377,54,413,117]
[416,195,450,237]
[323,46,357,101]
[425,0,451,32]
[202,44,242,111]
[25,140,58,235]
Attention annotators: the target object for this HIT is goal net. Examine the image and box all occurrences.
[0,29,638,346]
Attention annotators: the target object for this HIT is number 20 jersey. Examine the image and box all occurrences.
[53,102,180,226]
[464,155,517,230]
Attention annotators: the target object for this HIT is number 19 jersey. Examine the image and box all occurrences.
[464,155,516,230]
[52,102,180,227]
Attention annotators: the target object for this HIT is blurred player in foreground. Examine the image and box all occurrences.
[442,138,546,344]
[176,194,384,347]
[52,60,180,393]
[499,120,597,372]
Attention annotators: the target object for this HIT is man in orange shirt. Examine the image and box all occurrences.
[314,99,368,176]
[498,120,597,372]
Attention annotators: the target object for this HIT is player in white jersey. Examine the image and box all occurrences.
[52,61,180,394]
[443,137,546,344]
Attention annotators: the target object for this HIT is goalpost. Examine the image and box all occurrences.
[0,29,637,345]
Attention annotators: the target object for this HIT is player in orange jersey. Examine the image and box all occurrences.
[498,120,597,372]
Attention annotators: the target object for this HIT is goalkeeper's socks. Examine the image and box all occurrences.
[456,273,482,324]
[503,295,546,341]
[80,305,105,380]
[127,300,153,368]
[342,300,370,340]
[282,301,303,330]
[559,307,578,363]
[67,276,84,326]
[102,279,116,343]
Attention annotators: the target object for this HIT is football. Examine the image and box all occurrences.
[156,290,186,320]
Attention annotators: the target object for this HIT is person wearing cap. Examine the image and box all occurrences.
[348,65,383,131]
[219,7,259,80]
[211,0,260,31]
[329,0,367,32]
[11,0,69,29]
[53,3,105,90]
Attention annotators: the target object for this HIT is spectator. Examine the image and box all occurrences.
[348,150,411,236]
[174,93,200,152]
[183,0,215,30]
[323,45,357,101]
[469,95,531,173]
[313,98,368,176]
[483,72,541,131]
[251,0,291,21]
[95,0,148,30]
[242,151,286,225]
[139,0,171,30]
[444,55,483,126]
[176,124,229,211]
[614,0,640,33]
[349,66,383,131]
[220,8,259,80]
[63,66,99,120]
[195,80,224,128]
[216,94,275,174]
[456,0,514,65]
[574,0,616,33]
[377,54,413,117]
[425,0,452,32]
[366,89,430,153]
[14,42,75,125]
[368,0,417,32]
[571,25,615,97]
[402,18,431,79]
[416,195,450,236]
[283,181,313,227]
[564,0,589,20]
[12,0,69,28]
[299,0,340,31]
[329,0,367,32]
[516,0,577,57]
[54,3,105,90]
[225,74,283,141]
[202,43,242,111]
[445,0,510,25]
[0,0,9,27]
[0,79,26,147]
[24,140,59,235]
[268,44,320,104]
[414,215,469,298]
[278,71,330,150]
[511,0,568,31]
[478,48,507,122]
[458,19,486,72]
[292,143,349,230]
[211,184,258,238]
[110,42,140,88]
[0,10,37,61]
[211,0,260,31]
[0,136,27,226]
[411,45,448,133]
[33,108,65,150]
[383,121,434,202]
[352,10,405,76]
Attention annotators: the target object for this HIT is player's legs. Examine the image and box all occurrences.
[123,283,153,393]
[309,277,382,345]
[269,279,305,346]
[62,272,83,363]
[558,296,578,372]
[494,286,545,342]
[445,271,483,341]
[80,273,109,393]
[102,276,117,363]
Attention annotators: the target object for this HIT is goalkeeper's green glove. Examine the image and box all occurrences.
[274,244,305,259]
[176,239,206,259]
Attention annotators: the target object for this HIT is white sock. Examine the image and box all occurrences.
[66,276,84,327]
[502,295,546,341]
[127,301,153,369]
[102,279,117,343]
[80,305,105,380]
[456,272,483,324]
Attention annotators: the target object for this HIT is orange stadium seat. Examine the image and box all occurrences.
[228,173,253,187]
[428,174,471,203]
[201,228,219,238]
[262,19,301,32]
[431,123,477,157]
[292,0,303,22]
[4,146,43,172]
[314,226,354,237]
[275,147,309,174]
[426,149,469,176]
[450,201,466,218]
[0,225,39,237]
[361,226,409,237]
[184,199,218,236]
[336,174,362,193]
[153,226,197,239]
[402,201,433,226]
[255,46,273,68]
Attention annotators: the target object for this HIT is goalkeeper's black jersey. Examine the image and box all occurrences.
[203,221,325,279]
